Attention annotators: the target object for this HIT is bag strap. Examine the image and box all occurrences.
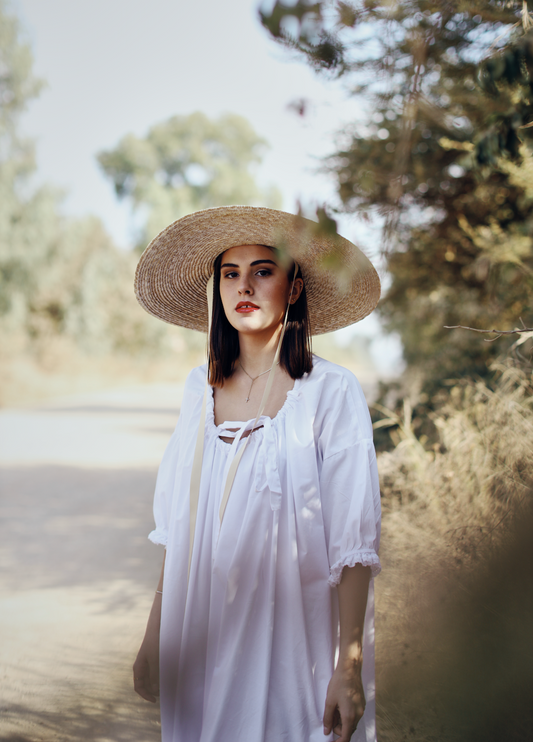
[218,299,291,523]
[188,275,213,578]
[188,266,297,578]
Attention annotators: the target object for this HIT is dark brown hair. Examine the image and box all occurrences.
[208,248,313,387]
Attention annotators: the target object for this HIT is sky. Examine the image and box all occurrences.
[12,0,403,375]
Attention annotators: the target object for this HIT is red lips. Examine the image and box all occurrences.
[235,301,259,313]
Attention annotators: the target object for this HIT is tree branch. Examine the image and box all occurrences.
[444,323,533,342]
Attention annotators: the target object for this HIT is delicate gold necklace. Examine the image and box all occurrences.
[239,360,279,402]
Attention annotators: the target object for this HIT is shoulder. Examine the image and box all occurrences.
[301,355,373,442]
[308,354,359,381]
[305,355,367,403]
[178,364,208,422]
[184,363,208,396]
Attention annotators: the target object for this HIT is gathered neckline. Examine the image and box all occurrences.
[206,377,303,437]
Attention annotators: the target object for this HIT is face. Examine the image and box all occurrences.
[218,245,303,338]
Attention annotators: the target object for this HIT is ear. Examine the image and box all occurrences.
[288,277,304,305]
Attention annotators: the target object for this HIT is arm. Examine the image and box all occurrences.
[133,552,165,702]
[323,563,371,741]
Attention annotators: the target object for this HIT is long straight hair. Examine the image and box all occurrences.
[208,248,313,387]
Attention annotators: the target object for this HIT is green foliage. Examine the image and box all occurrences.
[0,0,47,333]
[262,1,533,161]
[1,1,285,372]
[0,0,43,165]
[0,173,169,356]
[260,0,533,388]
[259,1,344,70]
[476,27,533,165]
[0,0,169,359]
[18,214,168,355]
[97,112,282,249]
[261,7,533,737]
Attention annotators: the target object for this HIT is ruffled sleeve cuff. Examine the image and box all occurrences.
[148,527,168,547]
[328,550,381,587]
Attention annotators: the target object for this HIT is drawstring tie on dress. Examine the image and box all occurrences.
[216,417,282,513]
[187,265,298,578]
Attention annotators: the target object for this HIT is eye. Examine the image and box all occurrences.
[256,268,272,277]
[222,270,238,279]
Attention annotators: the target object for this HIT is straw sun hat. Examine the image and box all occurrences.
[134,205,380,335]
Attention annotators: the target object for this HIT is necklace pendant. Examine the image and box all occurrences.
[245,396,250,403]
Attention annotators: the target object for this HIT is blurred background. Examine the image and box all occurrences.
[1,1,532,740]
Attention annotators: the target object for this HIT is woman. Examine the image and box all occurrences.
[132,206,381,742]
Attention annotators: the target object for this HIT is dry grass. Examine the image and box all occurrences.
[375,358,533,741]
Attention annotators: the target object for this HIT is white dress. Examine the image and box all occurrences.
[149,355,381,742]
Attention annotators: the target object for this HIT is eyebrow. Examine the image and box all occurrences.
[220,259,278,269]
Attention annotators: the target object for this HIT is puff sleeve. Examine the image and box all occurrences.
[148,414,183,547]
[317,374,381,586]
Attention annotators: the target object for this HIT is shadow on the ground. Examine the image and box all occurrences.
[0,465,162,592]
[0,681,161,742]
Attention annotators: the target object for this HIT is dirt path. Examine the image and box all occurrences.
[0,385,184,742]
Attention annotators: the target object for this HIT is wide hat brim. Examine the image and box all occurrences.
[134,205,380,335]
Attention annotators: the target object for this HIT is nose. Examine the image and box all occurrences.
[237,272,253,295]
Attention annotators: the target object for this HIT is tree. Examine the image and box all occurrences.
[0,0,166,358]
[260,11,533,742]
[0,0,43,174]
[260,1,533,387]
[0,0,46,326]
[97,112,282,249]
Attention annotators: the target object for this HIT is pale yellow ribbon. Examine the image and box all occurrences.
[187,275,213,578]
[187,267,297,579]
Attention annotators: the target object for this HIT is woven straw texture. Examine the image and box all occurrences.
[134,206,380,335]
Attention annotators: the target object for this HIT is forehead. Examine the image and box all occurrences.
[220,244,276,265]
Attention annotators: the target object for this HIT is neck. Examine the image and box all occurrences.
[237,326,282,376]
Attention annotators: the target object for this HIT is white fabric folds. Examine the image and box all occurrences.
[149,355,381,742]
